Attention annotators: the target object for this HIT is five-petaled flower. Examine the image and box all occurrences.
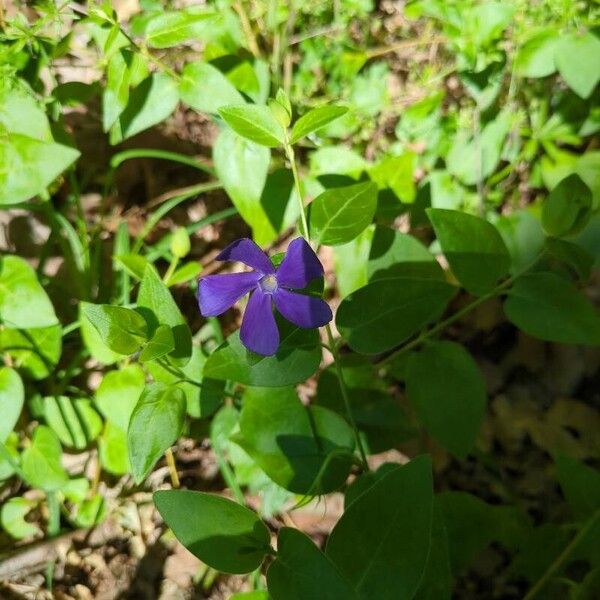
[198,238,332,356]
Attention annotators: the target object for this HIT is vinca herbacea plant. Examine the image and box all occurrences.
[1,2,600,599]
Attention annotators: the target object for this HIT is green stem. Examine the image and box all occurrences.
[523,509,600,600]
[286,139,369,471]
[326,324,370,471]
[285,142,310,240]
[46,492,61,537]
[163,256,179,285]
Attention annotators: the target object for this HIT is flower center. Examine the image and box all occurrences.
[259,274,278,294]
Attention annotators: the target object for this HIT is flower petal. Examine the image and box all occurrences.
[216,238,275,274]
[240,290,279,355]
[198,272,260,317]
[273,288,332,328]
[276,237,324,289]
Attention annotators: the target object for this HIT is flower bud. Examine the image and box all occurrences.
[171,227,191,258]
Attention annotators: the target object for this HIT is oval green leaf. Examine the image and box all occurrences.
[218,104,284,147]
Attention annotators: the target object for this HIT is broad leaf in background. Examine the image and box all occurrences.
[447,111,511,186]
[21,426,68,492]
[542,174,592,237]
[439,491,530,574]
[554,32,600,99]
[336,277,456,354]
[112,73,179,143]
[326,456,434,600]
[99,422,130,476]
[0,256,58,328]
[504,272,600,345]
[0,367,24,443]
[367,226,443,281]
[0,83,52,139]
[268,528,357,600]
[94,364,145,432]
[234,387,355,494]
[154,489,271,573]
[128,384,186,483]
[0,325,62,380]
[514,28,558,78]
[144,9,215,48]
[309,181,377,246]
[554,455,600,520]
[179,61,245,114]
[0,498,41,540]
[309,146,368,178]
[137,264,192,365]
[204,321,322,387]
[0,134,80,205]
[102,49,133,131]
[213,128,275,245]
[290,105,348,143]
[219,104,285,147]
[81,303,147,355]
[368,153,416,204]
[427,208,511,295]
[333,227,373,296]
[406,341,486,458]
[44,396,102,450]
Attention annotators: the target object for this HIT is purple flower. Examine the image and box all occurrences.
[198,238,332,356]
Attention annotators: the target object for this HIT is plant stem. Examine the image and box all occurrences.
[46,492,61,537]
[326,324,370,471]
[287,138,369,471]
[523,509,600,600]
[165,448,180,488]
[163,256,179,285]
[285,142,310,240]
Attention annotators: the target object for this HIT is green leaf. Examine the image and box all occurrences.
[230,593,269,600]
[504,272,600,345]
[514,28,559,78]
[0,83,51,139]
[81,303,147,355]
[102,49,133,131]
[368,153,416,203]
[99,422,130,476]
[268,528,357,600]
[234,387,355,494]
[218,104,285,147]
[406,341,486,458]
[555,455,600,520]
[545,238,594,281]
[336,277,456,354]
[21,425,68,492]
[542,174,592,237]
[179,61,245,114]
[127,383,186,483]
[137,264,192,365]
[0,133,80,205]
[0,367,24,443]
[438,491,530,573]
[140,324,175,362]
[290,105,348,144]
[309,146,368,178]
[0,255,58,328]
[204,321,322,387]
[427,208,511,295]
[367,226,443,281]
[414,501,453,600]
[113,73,179,143]
[213,128,275,245]
[167,261,202,286]
[80,304,125,365]
[114,254,150,280]
[149,344,223,419]
[0,325,62,380]
[446,111,511,186]
[325,456,434,600]
[145,10,215,48]
[555,32,600,99]
[333,227,373,297]
[44,396,102,450]
[1,498,41,540]
[309,181,377,246]
[154,489,271,573]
